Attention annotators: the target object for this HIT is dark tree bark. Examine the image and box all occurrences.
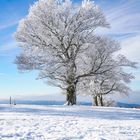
[93,96,98,106]
[66,84,76,105]
[10,96,12,106]
[99,94,104,106]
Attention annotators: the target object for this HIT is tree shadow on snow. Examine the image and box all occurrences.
[0,105,140,120]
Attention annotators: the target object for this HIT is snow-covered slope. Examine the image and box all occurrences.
[0,104,140,140]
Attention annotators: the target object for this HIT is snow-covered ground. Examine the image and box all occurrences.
[0,104,140,140]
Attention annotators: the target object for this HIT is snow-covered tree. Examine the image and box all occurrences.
[76,36,136,106]
[14,0,109,105]
[14,0,136,105]
[79,69,134,106]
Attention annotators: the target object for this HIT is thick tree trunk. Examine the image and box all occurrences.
[99,94,104,106]
[93,96,98,106]
[66,84,76,105]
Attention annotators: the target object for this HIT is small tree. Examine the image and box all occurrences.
[76,38,136,106]
[79,67,136,106]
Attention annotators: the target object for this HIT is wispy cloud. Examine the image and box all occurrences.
[97,0,140,36]
[0,20,19,30]
[120,35,140,62]
[0,42,17,52]
[97,0,140,64]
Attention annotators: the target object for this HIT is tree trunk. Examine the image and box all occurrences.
[93,96,98,106]
[99,94,104,106]
[66,84,76,105]
[10,96,12,106]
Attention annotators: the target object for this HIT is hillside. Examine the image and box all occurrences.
[0,104,140,140]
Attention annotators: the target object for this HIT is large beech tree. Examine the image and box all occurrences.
[14,0,136,105]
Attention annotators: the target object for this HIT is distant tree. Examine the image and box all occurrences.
[14,0,136,105]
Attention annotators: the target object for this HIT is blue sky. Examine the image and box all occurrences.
[0,0,140,103]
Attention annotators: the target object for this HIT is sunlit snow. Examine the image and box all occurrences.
[0,104,140,140]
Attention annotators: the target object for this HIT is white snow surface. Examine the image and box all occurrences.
[0,104,140,140]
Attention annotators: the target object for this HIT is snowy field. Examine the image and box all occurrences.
[0,104,140,140]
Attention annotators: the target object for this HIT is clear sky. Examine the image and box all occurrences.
[0,0,140,103]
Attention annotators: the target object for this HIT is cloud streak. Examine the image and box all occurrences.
[120,35,140,62]
[0,42,17,52]
[0,20,19,30]
[97,0,140,36]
